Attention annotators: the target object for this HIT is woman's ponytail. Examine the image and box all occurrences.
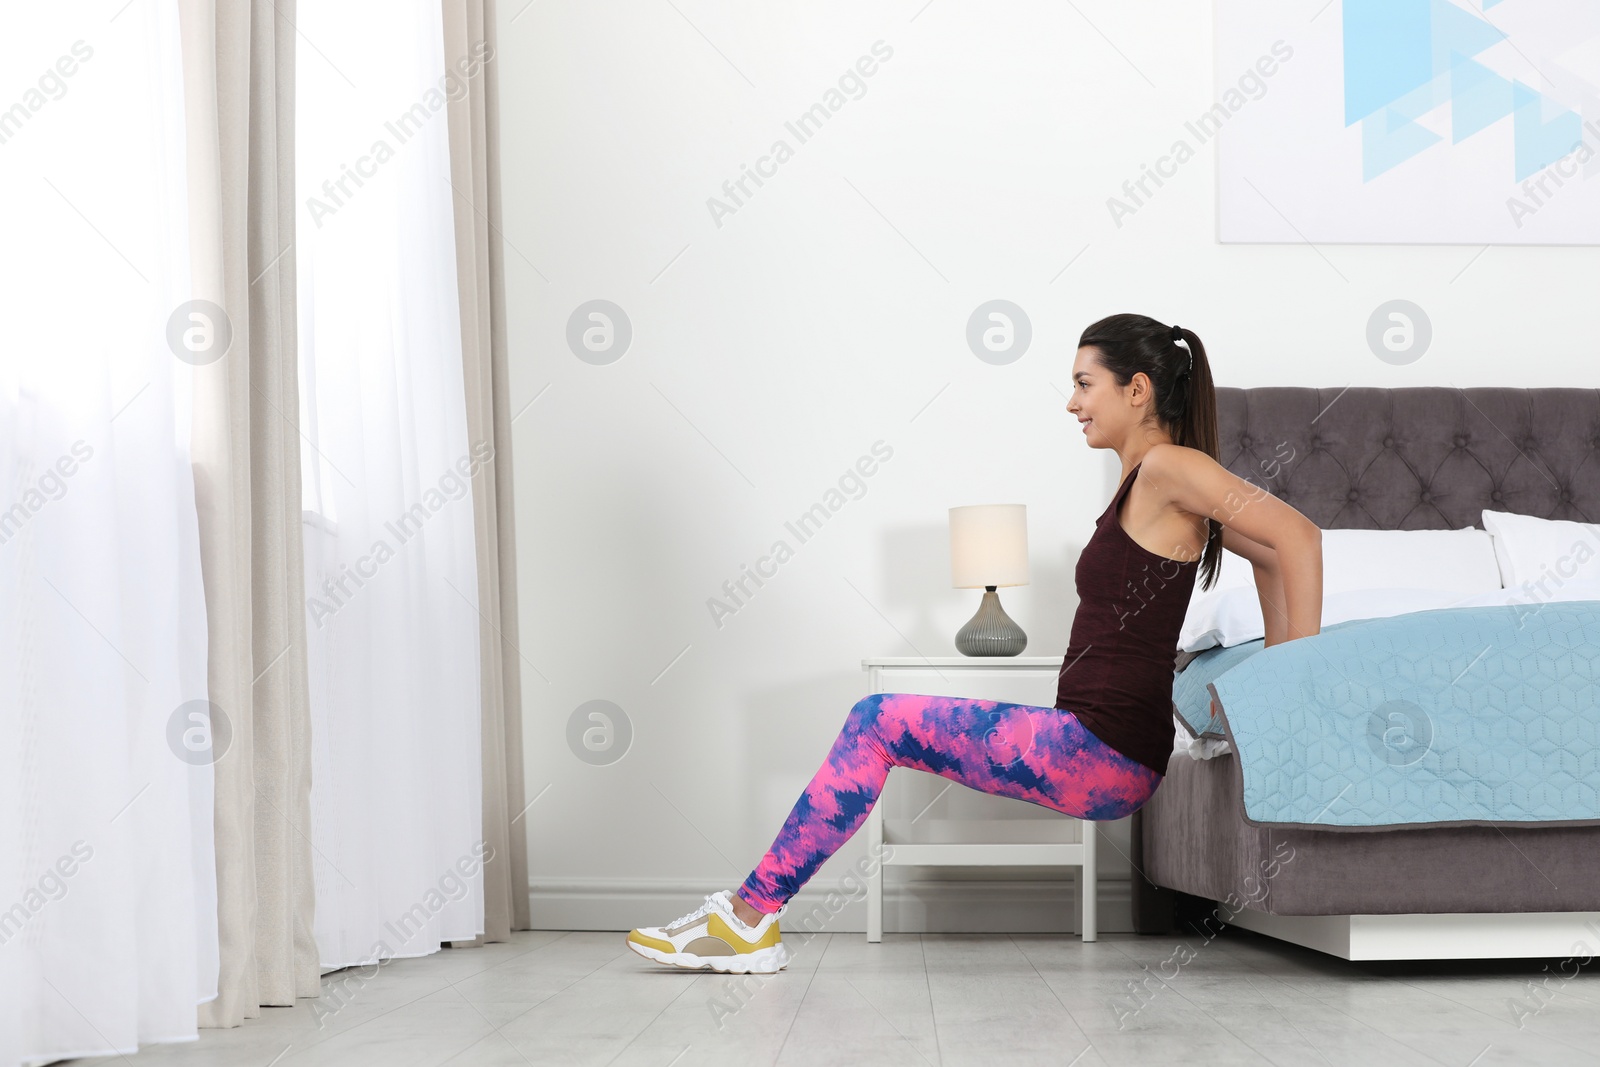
[1170,325,1221,591]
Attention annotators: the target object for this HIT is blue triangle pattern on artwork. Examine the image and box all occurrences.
[1429,0,1506,76]
[1389,75,1449,123]
[1346,0,1584,183]
[1449,51,1514,142]
[1362,105,1445,180]
[1345,0,1434,125]
[1512,80,1583,180]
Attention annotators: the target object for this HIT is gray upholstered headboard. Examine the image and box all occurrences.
[1215,387,1600,530]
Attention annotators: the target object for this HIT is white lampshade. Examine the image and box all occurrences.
[949,504,1030,589]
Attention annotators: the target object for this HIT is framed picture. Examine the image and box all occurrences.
[1217,0,1600,244]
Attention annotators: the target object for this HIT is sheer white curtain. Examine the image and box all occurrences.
[295,0,486,967]
[0,1,217,1064]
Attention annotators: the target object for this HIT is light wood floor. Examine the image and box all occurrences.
[73,926,1600,1066]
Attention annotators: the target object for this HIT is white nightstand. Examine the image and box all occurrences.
[861,656,1097,943]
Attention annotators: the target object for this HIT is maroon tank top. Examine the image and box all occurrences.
[1055,460,1200,775]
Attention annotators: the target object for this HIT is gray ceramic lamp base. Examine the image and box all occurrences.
[954,587,1027,657]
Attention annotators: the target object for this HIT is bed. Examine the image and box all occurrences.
[1132,385,1600,960]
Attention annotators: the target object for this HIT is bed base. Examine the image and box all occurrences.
[1226,907,1600,961]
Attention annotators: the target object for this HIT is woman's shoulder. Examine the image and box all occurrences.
[1141,443,1224,524]
[1142,442,1214,487]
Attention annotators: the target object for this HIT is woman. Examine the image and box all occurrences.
[626,313,1323,974]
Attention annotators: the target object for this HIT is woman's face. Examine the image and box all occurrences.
[1066,346,1164,453]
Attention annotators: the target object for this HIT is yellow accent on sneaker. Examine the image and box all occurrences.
[708,912,781,951]
[627,930,676,954]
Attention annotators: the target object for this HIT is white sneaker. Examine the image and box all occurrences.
[626,890,790,974]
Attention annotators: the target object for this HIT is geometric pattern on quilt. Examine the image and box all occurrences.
[1172,639,1264,738]
[1205,602,1600,829]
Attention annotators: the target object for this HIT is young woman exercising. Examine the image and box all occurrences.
[627,313,1324,974]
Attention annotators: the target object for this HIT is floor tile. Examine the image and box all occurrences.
[59,928,1600,1067]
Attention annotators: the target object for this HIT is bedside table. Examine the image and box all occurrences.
[860,656,1097,943]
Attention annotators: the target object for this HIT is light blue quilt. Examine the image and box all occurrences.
[1201,602,1600,830]
[1172,640,1264,738]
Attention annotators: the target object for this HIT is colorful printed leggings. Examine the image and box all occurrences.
[736,692,1164,915]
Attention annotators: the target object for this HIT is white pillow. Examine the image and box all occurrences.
[1320,527,1502,594]
[1443,576,1600,610]
[1481,510,1600,592]
[1179,586,1478,650]
[1179,527,1504,651]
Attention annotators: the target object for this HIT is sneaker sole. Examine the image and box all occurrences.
[625,937,790,974]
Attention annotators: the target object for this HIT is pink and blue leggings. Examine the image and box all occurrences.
[736,692,1164,915]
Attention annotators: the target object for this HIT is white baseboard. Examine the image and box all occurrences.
[530,876,1134,934]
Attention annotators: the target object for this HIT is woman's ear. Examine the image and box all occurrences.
[1126,374,1152,412]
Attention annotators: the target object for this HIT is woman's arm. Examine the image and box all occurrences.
[1146,445,1323,646]
[1222,526,1297,647]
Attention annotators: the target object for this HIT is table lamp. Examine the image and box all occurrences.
[948,503,1029,656]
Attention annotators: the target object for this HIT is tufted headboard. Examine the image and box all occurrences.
[1214,387,1600,530]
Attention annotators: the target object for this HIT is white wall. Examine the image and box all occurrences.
[495,0,1600,932]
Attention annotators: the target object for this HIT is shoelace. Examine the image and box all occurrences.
[666,892,724,930]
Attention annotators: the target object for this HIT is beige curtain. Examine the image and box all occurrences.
[443,0,532,943]
[178,0,321,1025]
